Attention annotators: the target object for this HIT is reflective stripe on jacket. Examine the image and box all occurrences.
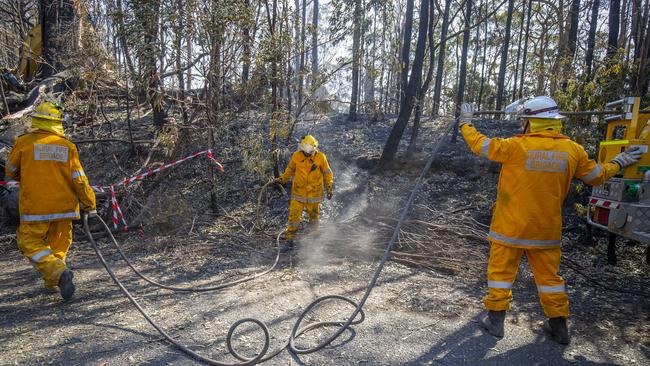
[279,150,333,203]
[5,130,97,222]
[461,124,619,249]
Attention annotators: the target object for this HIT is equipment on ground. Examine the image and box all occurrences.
[587,97,650,265]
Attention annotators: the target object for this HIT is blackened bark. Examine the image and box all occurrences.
[399,0,416,107]
[585,0,600,77]
[40,0,76,78]
[311,0,319,78]
[567,0,580,59]
[495,0,514,111]
[451,0,473,142]
[243,0,252,82]
[379,0,429,164]
[518,0,532,98]
[349,0,363,121]
[431,0,451,117]
[608,0,621,57]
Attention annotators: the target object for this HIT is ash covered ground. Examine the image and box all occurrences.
[0,105,648,365]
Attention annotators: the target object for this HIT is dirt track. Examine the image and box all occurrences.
[1,113,649,365]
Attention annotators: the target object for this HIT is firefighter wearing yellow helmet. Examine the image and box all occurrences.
[275,135,334,250]
[5,101,97,301]
[459,97,642,344]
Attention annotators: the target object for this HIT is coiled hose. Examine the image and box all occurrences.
[82,119,454,365]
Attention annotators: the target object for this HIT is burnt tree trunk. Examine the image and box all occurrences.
[243,0,252,82]
[379,0,429,165]
[40,0,76,78]
[495,0,514,111]
[399,0,415,108]
[518,0,532,98]
[349,0,363,121]
[608,0,621,57]
[311,0,319,79]
[431,0,451,117]
[406,0,436,157]
[451,0,473,142]
[585,0,600,77]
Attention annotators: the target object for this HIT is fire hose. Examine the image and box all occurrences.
[82,119,455,365]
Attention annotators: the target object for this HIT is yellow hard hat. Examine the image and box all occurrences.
[31,101,66,136]
[300,135,318,155]
[32,101,64,122]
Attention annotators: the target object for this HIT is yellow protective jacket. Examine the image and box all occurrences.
[279,150,333,203]
[461,124,619,249]
[5,130,96,222]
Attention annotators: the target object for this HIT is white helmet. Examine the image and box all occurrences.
[519,96,565,119]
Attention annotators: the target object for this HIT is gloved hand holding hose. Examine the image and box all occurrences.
[85,209,98,218]
[611,146,644,169]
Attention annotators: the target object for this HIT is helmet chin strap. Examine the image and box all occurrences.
[521,119,531,133]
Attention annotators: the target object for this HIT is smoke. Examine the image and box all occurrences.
[294,165,381,267]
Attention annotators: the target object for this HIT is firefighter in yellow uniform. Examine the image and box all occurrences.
[5,101,97,301]
[459,97,642,344]
[275,135,333,251]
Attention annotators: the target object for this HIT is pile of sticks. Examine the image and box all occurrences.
[380,204,489,275]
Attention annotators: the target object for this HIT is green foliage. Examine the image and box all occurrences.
[553,51,635,154]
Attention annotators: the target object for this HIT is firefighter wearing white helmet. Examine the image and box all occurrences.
[275,135,334,251]
[458,96,642,344]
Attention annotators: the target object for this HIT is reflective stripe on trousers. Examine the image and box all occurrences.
[290,194,323,203]
[488,280,512,289]
[488,230,561,247]
[537,284,566,292]
[31,249,53,263]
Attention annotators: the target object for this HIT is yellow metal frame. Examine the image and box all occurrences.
[598,97,650,179]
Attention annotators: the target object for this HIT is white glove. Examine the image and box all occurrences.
[459,103,474,127]
[611,146,644,169]
[85,210,98,218]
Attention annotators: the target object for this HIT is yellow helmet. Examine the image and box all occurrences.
[31,101,66,136]
[300,135,318,155]
[32,101,65,121]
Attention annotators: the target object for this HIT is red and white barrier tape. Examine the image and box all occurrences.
[1,148,225,230]
[589,198,621,209]
[110,185,129,231]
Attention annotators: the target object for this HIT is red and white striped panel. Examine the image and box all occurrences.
[589,198,621,209]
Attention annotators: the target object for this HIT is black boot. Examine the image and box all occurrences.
[480,310,505,337]
[545,317,570,345]
[280,240,295,253]
[58,269,75,301]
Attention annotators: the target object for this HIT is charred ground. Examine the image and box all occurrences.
[0,104,648,365]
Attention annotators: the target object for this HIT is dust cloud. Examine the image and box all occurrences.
[294,165,383,267]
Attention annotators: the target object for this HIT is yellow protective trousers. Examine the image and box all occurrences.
[285,199,320,240]
[484,242,569,318]
[17,220,73,289]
